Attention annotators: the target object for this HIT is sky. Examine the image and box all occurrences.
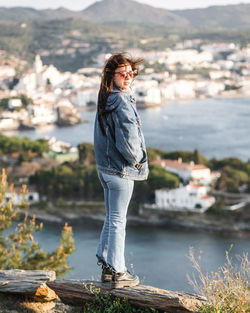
[0,0,250,11]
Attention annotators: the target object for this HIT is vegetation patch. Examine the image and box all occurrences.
[0,169,74,276]
[188,247,250,313]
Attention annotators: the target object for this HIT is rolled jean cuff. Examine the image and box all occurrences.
[96,255,107,266]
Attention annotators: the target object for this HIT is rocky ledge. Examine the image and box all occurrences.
[56,106,83,126]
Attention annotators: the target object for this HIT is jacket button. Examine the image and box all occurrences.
[135,163,142,170]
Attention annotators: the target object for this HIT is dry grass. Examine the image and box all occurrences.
[187,246,250,313]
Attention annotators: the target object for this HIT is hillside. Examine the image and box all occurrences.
[173,3,250,29]
[0,6,82,22]
[83,0,250,29]
[1,1,250,29]
[1,0,250,71]
[82,0,189,27]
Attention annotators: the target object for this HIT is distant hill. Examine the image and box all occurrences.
[1,0,250,72]
[173,3,250,29]
[1,1,250,29]
[0,7,81,22]
[81,0,189,27]
[82,0,250,29]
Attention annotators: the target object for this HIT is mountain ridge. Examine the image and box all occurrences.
[0,1,250,29]
[81,0,189,26]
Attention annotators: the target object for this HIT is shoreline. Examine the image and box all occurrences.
[1,91,250,131]
[19,208,250,238]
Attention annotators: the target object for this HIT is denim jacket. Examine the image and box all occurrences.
[94,86,149,181]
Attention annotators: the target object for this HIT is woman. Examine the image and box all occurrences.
[94,52,148,288]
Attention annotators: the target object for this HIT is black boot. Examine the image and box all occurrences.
[97,260,113,283]
[101,265,113,283]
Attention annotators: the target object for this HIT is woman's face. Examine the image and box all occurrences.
[113,63,133,90]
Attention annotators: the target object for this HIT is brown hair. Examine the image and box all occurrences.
[97,52,143,135]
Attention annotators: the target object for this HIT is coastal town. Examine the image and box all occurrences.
[1,130,249,222]
[0,3,249,312]
[1,40,250,130]
[0,39,250,218]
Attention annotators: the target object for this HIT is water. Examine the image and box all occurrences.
[2,97,250,161]
[34,221,250,293]
[4,97,250,292]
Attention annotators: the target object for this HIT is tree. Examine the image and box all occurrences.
[226,178,239,193]
[0,169,74,276]
[146,147,163,163]
[78,142,96,165]
[193,149,203,164]
[0,135,49,156]
[148,164,180,190]
[20,94,33,106]
[161,150,208,165]
[216,166,249,192]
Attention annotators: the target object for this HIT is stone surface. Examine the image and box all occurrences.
[47,279,207,313]
[0,270,57,302]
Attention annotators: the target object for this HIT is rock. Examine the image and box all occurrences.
[47,279,207,312]
[56,105,82,126]
[0,269,58,302]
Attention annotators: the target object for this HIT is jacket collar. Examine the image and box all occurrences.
[112,83,132,94]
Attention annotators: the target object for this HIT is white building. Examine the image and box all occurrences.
[196,80,225,97]
[227,48,250,62]
[55,98,75,109]
[164,49,213,65]
[15,71,37,93]
[76,88,98,107]
[154,158,212,185]
[15,55,66,92]
[5,189,39,205]
[134,79,162,106]
[217,60,234,70]
[160,80,196,100]
[201,43,238,58]
[0,118,19,130]
[1,109,28,120]
[208,70,231,80]
[155,184,215,212]
[8,98,23,110]
[27,104,57,126]
[48,136,72,153]
[0,65,16,79]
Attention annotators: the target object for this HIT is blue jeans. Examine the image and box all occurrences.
[96,170,134,273]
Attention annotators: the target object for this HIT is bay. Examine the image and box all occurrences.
[3,97,250,161]
[35,221,250,293]
[3,97,250,292]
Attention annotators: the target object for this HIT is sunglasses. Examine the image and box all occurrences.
[115,70,137,79]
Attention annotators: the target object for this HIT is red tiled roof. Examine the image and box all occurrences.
[7,186,37,193]
[189,184,203,188]
[201,195,213,199]
[153,159,208,171]
[192,164,208,170]
[153,159,189,170]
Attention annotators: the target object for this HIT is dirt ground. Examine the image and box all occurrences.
[0,294,83,313]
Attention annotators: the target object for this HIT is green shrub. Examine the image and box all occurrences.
[216,165,249,193]
[206,200,227,215]
[226,178,239,193]
[83,289,159,313]
[148,164,180,190]
[0,169,74,276]
[0,134,49,156]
